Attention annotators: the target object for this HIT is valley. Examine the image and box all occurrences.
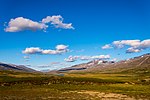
[0,54,150,99]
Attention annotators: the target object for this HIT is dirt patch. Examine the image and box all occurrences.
[64,90,137,100]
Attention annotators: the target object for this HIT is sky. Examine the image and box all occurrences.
[0,0,150,71]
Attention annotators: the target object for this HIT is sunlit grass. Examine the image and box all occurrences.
[0,70,150,99]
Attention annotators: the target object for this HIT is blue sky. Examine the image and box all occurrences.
[0,0,150,71]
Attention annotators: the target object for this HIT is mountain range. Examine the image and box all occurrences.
[0,53,150,74]
[57,53,150,74]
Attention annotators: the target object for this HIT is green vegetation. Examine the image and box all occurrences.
[0,70,150,99]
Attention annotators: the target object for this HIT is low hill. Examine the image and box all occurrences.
[0,62,36,72]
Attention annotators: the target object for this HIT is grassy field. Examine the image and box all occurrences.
[0,70,150,100]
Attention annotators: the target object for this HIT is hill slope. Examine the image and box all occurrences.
[0,62,36,72]
[57,53,150,74]
[86,53,150,74]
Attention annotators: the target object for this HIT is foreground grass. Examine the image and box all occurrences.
[0,71,150,99]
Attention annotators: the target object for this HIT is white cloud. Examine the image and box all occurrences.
[101,44,112,49]
[56,44,68,50]
[42,49,67,55]
[102,39,150,53]
[125,39,150,53]
[64,56,79,62]
[5,15,74,32]
[22,44,69,55]
[139,39,150,49]
[22,47,42,54]
[64,55,111,62]
[5,17,48,32]
[126,47,141,53]
[42,49,61,54]
[113,40,140,48]
[91,55,110,59]
[80,56,91,60]
[42,15,74,29]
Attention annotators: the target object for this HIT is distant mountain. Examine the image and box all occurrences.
[84,53,150,74]
[57,59,116,73]
[0,62,37,72]
[57,53,150,74]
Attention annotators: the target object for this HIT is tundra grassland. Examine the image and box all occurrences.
[0,70,150,100]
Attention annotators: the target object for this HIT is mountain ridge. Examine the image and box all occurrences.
[0,62,37,72]
[56,53,150,74]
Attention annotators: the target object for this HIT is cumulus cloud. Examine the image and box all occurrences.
[80,56,91,60]
[139,39,150,49]
[125,39,150,53]
[41,49,62,54]
[113,40,140,48]
[64,56,79,62]
[42,15,74,29]
[91,55,110,59]
[5,15,74,32]
[5,17,48,32]
[102,39,150,53]
[101,44,112,49]
[126,47,141,53]
[22,47,42,54]
[22,44,69,55]
[64,55,111,62]
[56,44,68,50]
